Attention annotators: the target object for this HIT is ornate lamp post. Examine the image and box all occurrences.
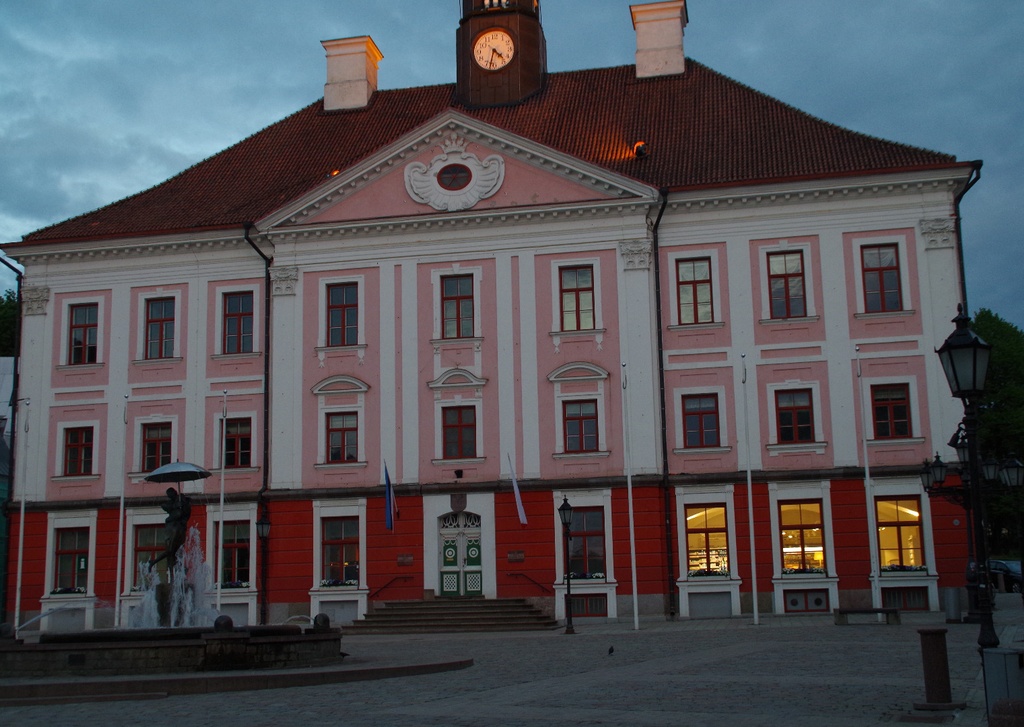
[256,505,271,625]
[557,496,576,635]
[935,306,996,649]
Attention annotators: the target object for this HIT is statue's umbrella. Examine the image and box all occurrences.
[144,461,212,491]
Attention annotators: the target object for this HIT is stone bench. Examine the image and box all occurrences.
[833,607,900,625]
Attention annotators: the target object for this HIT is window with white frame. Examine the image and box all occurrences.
[145,297,176,359]
[45,511,97,596]
[676,257,714,325]
[779,500,826,573]
[313,376,369,466]
[685,504,729,575]
[312,500,367,590]
[871,384,912,439]
[549,363,609,456]
[326,282,359,347]
[65,300,102,365]
[682,394,720,448]
[861,244,903,313]
[550,259,603,335]
[62,425,95,476]
[142,422,173,471]
[767,250,806,319]
[214,285,259,355]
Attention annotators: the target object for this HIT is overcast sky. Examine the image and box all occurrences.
[1,1,1021,329]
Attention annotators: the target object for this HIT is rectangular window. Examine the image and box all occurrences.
[776,390,814,443]
[862,244,902,313]
[441,275,474,339]
[326,283,358,347]
[219,521,250,585]
[872,384,911,439]
[142,423,172,471]
[876,498,923,569]
[224,418,252,468]
[568,507,605,579]
[560,265,595,331]
[54,527,89,591]
[767,251,806,319]
[134,524,167,585]
[563,400,599,453]
[442,406,476,459]
[145,297,175,359]
[682,394,720,448]
[779,501,825,572]
[63,427,94,476]
[223,292,254,354]
[326,413,358,463]
[677,257,713,325]
[68,303,99,365]
[568,594,608,618]
[322,517,359,585]
[685,505,729,574]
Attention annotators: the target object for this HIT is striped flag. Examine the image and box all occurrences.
[508,453,527,526]
[384,462,396,530]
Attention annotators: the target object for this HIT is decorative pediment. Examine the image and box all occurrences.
[260,111,656,231]
[428,367,489,391]
[312,375,370,395]
[547,362,610,382]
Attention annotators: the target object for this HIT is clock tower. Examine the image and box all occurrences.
[456,0,547,108]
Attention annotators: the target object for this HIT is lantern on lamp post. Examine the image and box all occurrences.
[557,496,576,635]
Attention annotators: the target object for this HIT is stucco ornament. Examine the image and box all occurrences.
[404,133,505,212]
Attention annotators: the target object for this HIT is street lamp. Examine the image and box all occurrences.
[935,305,996,650]
[557,496,576,635]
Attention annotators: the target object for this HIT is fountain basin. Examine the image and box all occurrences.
[0,624,344,677]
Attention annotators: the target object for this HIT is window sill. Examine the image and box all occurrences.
[431,457,485,466]
[673,446,732,455]
[549,327,606,339]
[314,461,368,470]
[53,474,101,483]
[56,363,104,372]
[867,437,925,446]
[667,322,725,332]
[211,352,261,360]
[211,466,261,475]
[42,591,93,601]
[757,315,820,325]
[553,451,611,460]
[132,356,183,366]
[879,569,930,576]
[430,337,483,350]
[766,441,828,455]
[854,309,916,320]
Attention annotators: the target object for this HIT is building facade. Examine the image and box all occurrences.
[3,0,977,631]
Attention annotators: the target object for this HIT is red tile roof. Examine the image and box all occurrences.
[20,62,960,244]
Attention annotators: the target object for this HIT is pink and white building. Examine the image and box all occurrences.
[3,1,980,631]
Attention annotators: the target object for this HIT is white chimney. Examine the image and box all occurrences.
[322,36,383,111]
[631,1,688,78]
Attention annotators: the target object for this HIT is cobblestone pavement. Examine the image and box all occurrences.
[5,594,1024,726]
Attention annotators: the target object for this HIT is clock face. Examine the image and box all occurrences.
[473,29,515,70]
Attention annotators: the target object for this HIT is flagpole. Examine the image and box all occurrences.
[508,453,528,526]
[856,347,881,608]
[742,354,760,625]
[13,398,28,637]
[113,394,129,627]
[217,390,227,612]
[622,362,640,630]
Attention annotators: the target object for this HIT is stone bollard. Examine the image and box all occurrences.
[914,628,966,710]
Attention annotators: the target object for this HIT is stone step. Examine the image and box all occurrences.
[344,598,557,634]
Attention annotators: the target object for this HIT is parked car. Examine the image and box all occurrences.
[989,559,1023,593]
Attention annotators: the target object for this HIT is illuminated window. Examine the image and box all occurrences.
[63,427,94,476]
[563,400,599,453]
[560,265,595,332]
[876,498,923,569]
[682,394,719,448]
[145,298,175,359]
[54,527,89,591]
[223,292,254,354]
[441,275,474,339]
[677,257,713,325]
[322,517,359,584]
[442,406,476,459]
[326,283,358,347]
[862,244,902,313]
[767,251,806,319]
[142,423,172,471]
[779,501,825,572]
[872,384,911,439]
[685,505,728,575]
[326,413,358,463]
[775,390,814,443]
[68,303,98,365]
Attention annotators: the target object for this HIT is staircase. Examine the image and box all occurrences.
[343,598,558,634]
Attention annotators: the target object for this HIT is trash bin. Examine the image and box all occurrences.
[944,587,962,623]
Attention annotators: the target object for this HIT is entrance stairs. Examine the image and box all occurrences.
[343,598,558,634]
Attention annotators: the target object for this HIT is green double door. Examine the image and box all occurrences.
[439,511,483,597]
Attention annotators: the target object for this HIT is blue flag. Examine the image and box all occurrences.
[384,463,395,531]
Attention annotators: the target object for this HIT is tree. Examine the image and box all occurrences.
[0,288,16,357]
[972,309,1024,557]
